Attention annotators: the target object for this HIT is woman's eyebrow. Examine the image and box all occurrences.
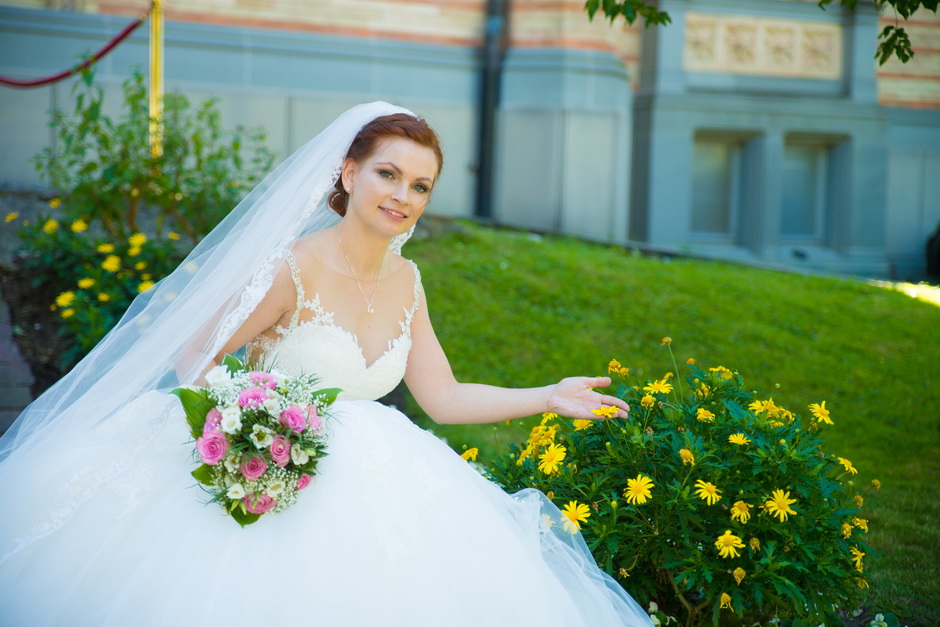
[376,161,433,183]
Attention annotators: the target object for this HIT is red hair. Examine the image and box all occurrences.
[327,113,443,216]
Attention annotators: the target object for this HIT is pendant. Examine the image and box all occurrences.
[367,306,374,314]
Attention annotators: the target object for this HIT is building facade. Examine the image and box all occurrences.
[1,0,938,278]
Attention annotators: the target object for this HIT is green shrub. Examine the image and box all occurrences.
[33,66,274,244]
[486,342,879,626]
[15,217,180,366]
[11,66,274,368]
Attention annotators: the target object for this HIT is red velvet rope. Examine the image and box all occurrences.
[0,11,148,88]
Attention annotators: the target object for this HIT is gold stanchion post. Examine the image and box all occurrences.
[149,0,164,158]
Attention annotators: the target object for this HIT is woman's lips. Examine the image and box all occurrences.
[381,207,407,220]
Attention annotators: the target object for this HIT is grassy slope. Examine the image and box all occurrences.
[404,223,940,624]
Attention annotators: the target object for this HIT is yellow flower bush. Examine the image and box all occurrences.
[486,342,879,625]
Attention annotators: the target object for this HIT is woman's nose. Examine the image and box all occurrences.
[391,182,410,204]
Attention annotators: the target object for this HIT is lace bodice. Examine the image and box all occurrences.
[245,254,422,401]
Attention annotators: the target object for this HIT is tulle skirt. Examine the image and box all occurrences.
[0,393,650,626]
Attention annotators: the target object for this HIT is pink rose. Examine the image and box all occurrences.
[249,371,278,390]
[306,405,322,432]
[296,474,312,490]
[243,493,276,515]
[279,405,306,433]
[240,456,268,480]
[269,435,291,467]
[203,408,223,433]
[237,386,268,409]
[195,431,228,465]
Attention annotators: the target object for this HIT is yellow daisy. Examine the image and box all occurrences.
[679,448,695,466]
[728,433,750,446]
[695,479,722,505]
[640,395,655,409]
[101,255,121,273]
[809,401,833,425]
[590,405,618,418]
[538,443,567,475]
[715,530,744,559]
[720,592,733,610]
[623,474,654,505]
[608,359,622,373]
[850,546,865,572]
[572,419,593,431]
[733,567,746,585]
[561,501,590,534]
[55,291,76,308]
[460,448,478,462]
[764,489,797,522]
[643,379,673,395]
[730,501,751,524]
[696,408,715,423]
[837,457,858,475]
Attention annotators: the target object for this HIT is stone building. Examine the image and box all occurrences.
[0,0,938,278]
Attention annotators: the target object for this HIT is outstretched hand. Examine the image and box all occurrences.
[547,376,629,420]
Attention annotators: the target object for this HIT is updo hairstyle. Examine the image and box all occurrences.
[327,113,444,217]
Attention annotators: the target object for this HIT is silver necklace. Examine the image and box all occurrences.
[337,227,386,314]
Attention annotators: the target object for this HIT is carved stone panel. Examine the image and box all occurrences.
[684,12,842,80]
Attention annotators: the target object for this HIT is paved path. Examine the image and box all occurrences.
[0,289,32,436]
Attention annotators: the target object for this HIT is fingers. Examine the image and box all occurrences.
[589,376,612,388]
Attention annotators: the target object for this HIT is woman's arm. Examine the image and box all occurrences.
[403,290,629,425]
[187,261,296,385]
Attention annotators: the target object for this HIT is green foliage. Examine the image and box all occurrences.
[33,66,275,244]
[584,0,671,27]
[487,347,878,625]
[15,219,179,366]
[15,66,274,368]
[584,0,938,65]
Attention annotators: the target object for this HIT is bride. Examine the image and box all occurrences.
[0,102,651,626]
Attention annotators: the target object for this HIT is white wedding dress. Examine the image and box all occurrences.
[0,255,650,627]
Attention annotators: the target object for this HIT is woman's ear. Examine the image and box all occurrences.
[341,158,357,193]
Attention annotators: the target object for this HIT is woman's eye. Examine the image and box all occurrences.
[413,184,428,194]
[379,170,393,179]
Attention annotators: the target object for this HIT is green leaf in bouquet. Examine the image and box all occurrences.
[231,502,261,527]
[221,353,246,374]
[313,387,342,406]
[191,463,215,486]
[170,387,216,439]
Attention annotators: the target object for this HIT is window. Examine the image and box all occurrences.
[691,135,744,241]
[781,142,828,242]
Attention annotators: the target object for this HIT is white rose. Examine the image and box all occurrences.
[291,444,309,465]
[226,483,245,499]
[263,398,280,414]
[220,406,242,434]
[223,452,240,473]
[204,365,232,388]
[250,424,274,449]
[265,480,286,497]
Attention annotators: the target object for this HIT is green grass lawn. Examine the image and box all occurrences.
[405,222,940,625]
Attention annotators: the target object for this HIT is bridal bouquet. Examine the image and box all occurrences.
[172,356,340,527]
